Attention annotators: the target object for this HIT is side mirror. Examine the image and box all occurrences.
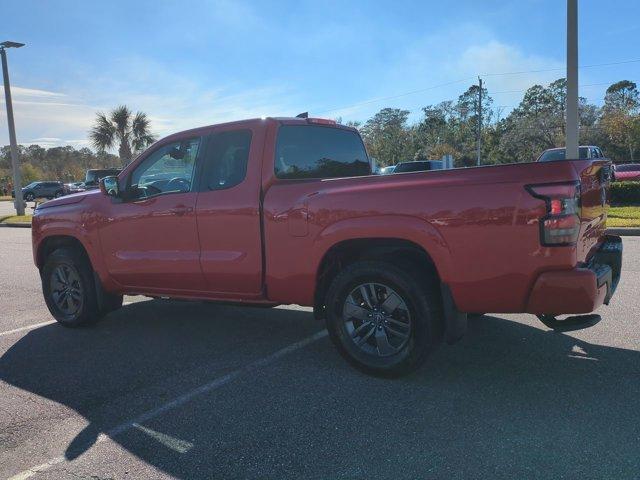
[99,176,120,197]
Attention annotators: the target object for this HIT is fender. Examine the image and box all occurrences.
[312,214,454,283]
[33,212,115,291]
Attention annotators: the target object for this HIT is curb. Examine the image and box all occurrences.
[607,227,640,236]
[0,223,31,228]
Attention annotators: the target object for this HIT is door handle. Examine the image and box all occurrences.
[170,205,193,216]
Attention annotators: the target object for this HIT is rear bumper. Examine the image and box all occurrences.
[526,235,622,315]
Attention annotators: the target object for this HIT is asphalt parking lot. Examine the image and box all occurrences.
[1,227,639,479]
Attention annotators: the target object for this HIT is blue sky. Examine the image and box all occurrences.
[1,0,639,149]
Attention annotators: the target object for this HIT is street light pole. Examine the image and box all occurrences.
[476,76,483,166]
[1,41,25,216]
[566,0,579,160]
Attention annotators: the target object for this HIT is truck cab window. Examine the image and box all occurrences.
[202,130,252,190]
[275,125,370,179]
[130,138,200,198]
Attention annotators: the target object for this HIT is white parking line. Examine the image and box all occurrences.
[1,301,138,337]
[0,320,56,337]
[8,328,328,480]
[132,423,194,454]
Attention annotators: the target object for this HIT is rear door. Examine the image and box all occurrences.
[194,126,264,296]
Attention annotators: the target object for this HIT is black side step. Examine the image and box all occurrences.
[536,314,601,332]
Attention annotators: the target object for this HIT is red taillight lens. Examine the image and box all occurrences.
[550,198,562,215]
[526,182,581,246]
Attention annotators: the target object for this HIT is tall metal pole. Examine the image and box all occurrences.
[1,47,25,216]
[566,0,579,159]
[476,77,483,166]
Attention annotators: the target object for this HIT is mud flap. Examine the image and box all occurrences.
[441,283,467,344]
[93,271,112,313]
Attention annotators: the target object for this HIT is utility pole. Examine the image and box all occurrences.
[1,41,25,216]
[566,0,579,159]
[476,76,483,166]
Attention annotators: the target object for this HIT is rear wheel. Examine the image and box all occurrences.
[24,192,35,201]
[54,190,64,198]
[325,260,443,377]
[42,248,101,327]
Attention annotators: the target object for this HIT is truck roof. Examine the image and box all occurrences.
[159,117,354,144]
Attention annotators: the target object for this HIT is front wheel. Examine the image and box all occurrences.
[54,190,64,198]
[325,260,443,377]
[24,192,35,201]
[42,248,101,327]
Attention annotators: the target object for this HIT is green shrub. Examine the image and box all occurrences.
[610,181,640,205]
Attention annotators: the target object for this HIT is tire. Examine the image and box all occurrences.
[24,192,35,201]
[54,190,64,198]
[42,247,101,327]
[325,260,443,377]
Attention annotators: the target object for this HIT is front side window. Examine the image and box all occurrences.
[274,125,370,179]
[202,130,252,190]
[130,138,200,198]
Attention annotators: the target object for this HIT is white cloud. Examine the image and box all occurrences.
[0,77,300,149]
[322,26,569,123]
[0,86,66,99]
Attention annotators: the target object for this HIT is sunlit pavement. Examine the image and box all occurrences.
[0,200,38,218]
[1,227,639,479]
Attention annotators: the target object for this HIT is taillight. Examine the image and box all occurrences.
[526,182,581,246]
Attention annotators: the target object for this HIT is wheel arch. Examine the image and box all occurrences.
[313,231,448,320]
[36,235,92,271]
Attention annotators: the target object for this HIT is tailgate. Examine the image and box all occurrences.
[572,160,612,263]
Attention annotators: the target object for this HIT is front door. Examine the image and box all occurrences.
[98,137,206,292]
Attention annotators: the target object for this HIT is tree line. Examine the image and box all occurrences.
[1,80,638,190]
[0,145,121,187]
[353,79,640,167]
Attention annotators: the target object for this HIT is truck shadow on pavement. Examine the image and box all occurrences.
[1,301,640,479]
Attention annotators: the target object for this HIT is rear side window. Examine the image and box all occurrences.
[275,125,370,179]
[202,130,252,190]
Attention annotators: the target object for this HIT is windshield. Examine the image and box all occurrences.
[538,147,589,162]
[85,169,120,183]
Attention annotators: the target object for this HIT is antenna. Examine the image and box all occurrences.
[295,112,309,119]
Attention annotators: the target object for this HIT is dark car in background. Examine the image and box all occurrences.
[394,160,444,173]
[65,182,86,194]
[84,169,121,189]
[613,163,640,181]
[537,146,606,162]
[12,181,65,201]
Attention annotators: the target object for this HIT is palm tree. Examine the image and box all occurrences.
[89,105,156,164]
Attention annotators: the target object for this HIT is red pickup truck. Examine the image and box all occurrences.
[32,116,622,376]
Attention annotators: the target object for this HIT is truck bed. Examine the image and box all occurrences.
[263,159,610,313]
